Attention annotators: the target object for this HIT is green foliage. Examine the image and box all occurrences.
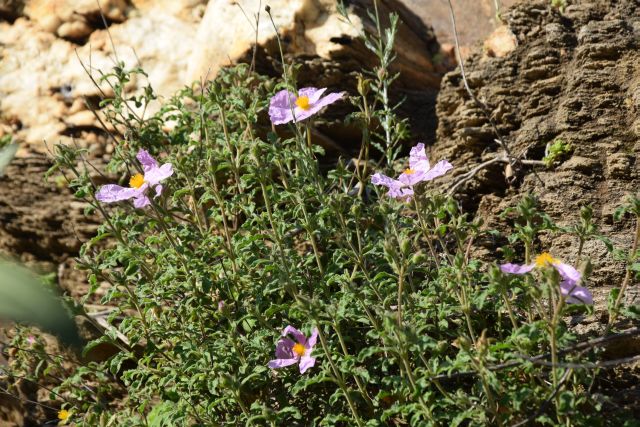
[543,138,573,168]
[551,0,568,13]
[7,10,639,427]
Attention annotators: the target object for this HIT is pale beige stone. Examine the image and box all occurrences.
[57,20,93,40]
[484,25,518,58]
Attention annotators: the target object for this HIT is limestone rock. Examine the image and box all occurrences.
[24,0,127,34]
[187,0,446,90]
[0,12,197,150]
[484,26,517,58]
[433,0,640,305]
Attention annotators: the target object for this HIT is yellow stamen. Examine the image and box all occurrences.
[129,173,145,189]
[58,409,70,421]
[404,168,416,175]
[292,343,306,357]
[295,95,311,110]
[535,252,558,267]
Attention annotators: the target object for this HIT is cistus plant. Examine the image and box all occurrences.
[6,11,639,427]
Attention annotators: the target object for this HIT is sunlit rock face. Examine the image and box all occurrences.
[433,0,640,312]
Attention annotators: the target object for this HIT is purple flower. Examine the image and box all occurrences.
[500,253,593,304]
[267,325,318,374]
[371,143,453,200]
[269,87,344,125]
[96,149,173,209]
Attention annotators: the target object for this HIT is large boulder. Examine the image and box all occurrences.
[432,0,640,309]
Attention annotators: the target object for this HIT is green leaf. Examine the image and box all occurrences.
[0,143,18,176]
[0,261,80,347]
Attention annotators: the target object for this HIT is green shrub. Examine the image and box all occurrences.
[7,10,640,427]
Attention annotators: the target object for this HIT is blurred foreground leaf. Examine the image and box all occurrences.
[0,143,18,177]
[0,261,81,347]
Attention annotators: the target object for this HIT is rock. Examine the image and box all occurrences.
[24,0,128,34]
[0,155,99,262]
[400,0,521,54]
[433,0,640,306]
[187,0,446,91]
[484,25,517,58]
[66,110,96,128]
[0,11,197,149]
[0,0,25,21]
[56,20,92,40]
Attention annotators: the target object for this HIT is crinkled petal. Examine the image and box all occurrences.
[409,143,430,170]
[311,91,344,111]
[389,186,414,201]
[299,356,316,374]
[500,263,536,275]
[282,325,307,345]
[267,358,298,369]
[154,184,163,198]
[560,281,593,304]
[554,262,582,285]
[306,327,318,350]
[294,91,344,123]
[136,149,158,172]
[96,184,141,203]
[133,195,151,209]
[145,163,173,186]
[298,87,327,104]
[275,338,295,359]
[398,170,426,186]
[372,173,401,189]
[268,89,296,125]
[422,159,453,181]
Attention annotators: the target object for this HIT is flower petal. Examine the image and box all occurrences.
[560,281,593,304]
[268,89,296,125]
[282,325,307,345]
[299,356,316,374]
[389,186,414,201]
[500,263,536,275]
[154,184,163,198]
[298,87,327,104]
[311,91,344,111]
[275,338,296,359]
[398,170,426,186]
[294,90,344,123]
[145,163,173,186]
[422,159,453,181]
[136,149,158,172]
[554,262,581,285]
[96,184,140,203]
[267,358,299,369]
[409,143,430,170]
[133,195,151,209]
[372,173,400,189]
[306,327,318,350]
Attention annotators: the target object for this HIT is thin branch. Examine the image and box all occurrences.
[433,327,640,380]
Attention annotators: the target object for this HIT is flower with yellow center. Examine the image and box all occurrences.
[535,252,559,268]
[295,95,311,110]
[292,342,306,357]
[268,325,319,374]
[58,409,70,422]
[129,173,145,189]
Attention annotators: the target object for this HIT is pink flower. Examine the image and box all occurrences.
[267,325,318,374]
[501,253,593,304]
[269,87,344,125]
[96,149,173,209]
[371,143,453,200]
